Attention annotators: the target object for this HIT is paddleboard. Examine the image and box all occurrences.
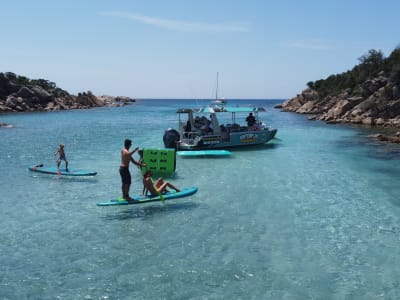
[97,187,198,206]
[28,165,97,176]
[177,150,231,156]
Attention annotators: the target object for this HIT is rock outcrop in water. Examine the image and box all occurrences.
[0,72,134,114]
[276,48,400,143]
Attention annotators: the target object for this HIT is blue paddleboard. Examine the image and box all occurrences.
[28,165,97,176]
[97,187,198,206]
[177,150,231,156]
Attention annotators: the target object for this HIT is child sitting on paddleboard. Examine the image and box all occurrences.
[54,144,69,171]
[142,170,180,196]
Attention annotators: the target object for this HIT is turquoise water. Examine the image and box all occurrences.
[1,99,400,299]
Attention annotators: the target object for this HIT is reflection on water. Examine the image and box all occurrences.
[100,202,199,221]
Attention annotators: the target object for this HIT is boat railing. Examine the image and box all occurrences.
[180,131,203,146]
[225,123,241,132]
[182,131,198,139]
[247,123,266,131]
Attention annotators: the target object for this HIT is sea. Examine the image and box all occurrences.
[1,99,400,300]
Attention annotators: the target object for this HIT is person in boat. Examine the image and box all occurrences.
[246,113,256,127]
[184,120,192,138]
[205,121,213,134]
[120,139,146,201]
[194,116,201,128]
[184,120,192,132]
[54,143,69,171]
[142,170,180,196]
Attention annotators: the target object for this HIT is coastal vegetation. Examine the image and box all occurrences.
[307,48,400,98]
[279,46,400,143]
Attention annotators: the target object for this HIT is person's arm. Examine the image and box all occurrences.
[130,147,147,167]
[130,156,146,168]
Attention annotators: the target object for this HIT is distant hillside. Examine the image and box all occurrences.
[278,47,400,143]
[0,72,134,114]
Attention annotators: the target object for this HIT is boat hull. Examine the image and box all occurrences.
[177,128,277,150]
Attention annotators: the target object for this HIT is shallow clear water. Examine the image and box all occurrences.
[1,99,400,299]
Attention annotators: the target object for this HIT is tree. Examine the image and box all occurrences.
[358,49,385,66]
[357,49,385,81]
[385,47,400,84]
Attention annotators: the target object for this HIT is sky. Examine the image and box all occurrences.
[1,0,399,99]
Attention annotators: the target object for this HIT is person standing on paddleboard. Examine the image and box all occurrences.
[54,144,69,172]
[120,138,146,201]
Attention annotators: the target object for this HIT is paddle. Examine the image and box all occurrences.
[32,164,44,171]
[36,163,44,168]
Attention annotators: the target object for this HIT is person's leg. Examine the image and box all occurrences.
[124,184,132,200]
[157,182,168,193]
[65,159,69,171]
[56,158,61,169]
[125,170,132,200]
[119,168,124,198]
[121,183,126,198]
[121,183,132,200]
[120,167,132,200]
[155,178,175,194]
[165,181,180,192]
[154,178,164,189]
[158,181,180,193]
[142,185,147,195]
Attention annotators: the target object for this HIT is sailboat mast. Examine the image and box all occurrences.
[216,72,219,100]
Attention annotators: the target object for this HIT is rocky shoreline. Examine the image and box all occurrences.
[0,72,135,127]
[276,75,400,143]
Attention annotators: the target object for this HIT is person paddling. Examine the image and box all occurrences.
[54,144,69,171]
[120,138,146,201]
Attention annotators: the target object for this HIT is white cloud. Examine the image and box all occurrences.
[99,11,250,33]
[286,40,329,50]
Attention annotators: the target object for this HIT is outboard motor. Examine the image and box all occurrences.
[163,128,180,149]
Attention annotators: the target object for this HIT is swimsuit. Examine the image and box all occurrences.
[119,166,131,184]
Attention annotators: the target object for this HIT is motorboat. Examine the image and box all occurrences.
[163,103,278,150]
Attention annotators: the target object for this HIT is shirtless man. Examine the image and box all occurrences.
[142,170,180,196]
[120,139,146,201]
[54,144,69,171]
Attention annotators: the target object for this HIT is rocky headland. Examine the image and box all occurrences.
[0,72,135,127]
[276,48,400,143]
